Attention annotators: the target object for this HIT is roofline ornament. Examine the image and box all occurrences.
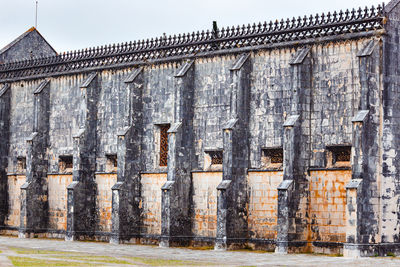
[0,4,385,81]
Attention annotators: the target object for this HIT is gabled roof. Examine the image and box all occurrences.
[385,0,400,13]
[0,27,56,56]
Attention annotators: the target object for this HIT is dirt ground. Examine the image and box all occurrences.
[1,236,400,266]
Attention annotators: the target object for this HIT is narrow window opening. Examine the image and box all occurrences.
[106,154,117,173]
[59,155,73,173]
[159,124,170,167]
[16,157,26,173]
[261,147,283,169]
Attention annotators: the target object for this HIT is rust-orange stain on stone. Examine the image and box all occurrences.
[141,173,167,235]
[308,170,351,243]
[192,172,222,238]
[48,174,72,230]
[95,173,117,232]
[247,171,283,239]
[5,175,25,227]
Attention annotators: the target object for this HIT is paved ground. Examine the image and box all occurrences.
[0,236,400,266]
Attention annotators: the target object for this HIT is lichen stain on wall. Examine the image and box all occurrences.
[247,171,283,239]
[192,172,222,238]
[95,173,117,232]
[141,173,167,235]
[48,174,72,230]
[5,175,25,227]
[308,170,351,243]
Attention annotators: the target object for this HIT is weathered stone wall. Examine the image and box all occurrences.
[193,56,234,167]
[141,173,166,237]
[1,16,397,255]
[308,170,351,254]
[381,0,400,250]
[5,175,25,227]
[295,40,365,252]
[95,173,117,233]
[192,172,222,239]
[247,171,282,241]
[47,174,72,231]
[249,50,292,167]
[8,81,35,170]
[96,70,129,171]
[0,83,11,227]
[310,41,361,167]
[48,75,83,172]
[1,39,368,237]
[142,64,176,171]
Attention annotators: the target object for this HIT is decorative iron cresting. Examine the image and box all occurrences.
[0,4,385,80]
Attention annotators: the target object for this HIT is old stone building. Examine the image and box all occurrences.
[1,0,400,257]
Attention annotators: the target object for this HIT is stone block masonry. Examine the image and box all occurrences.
[0,84,11,227]
[66,73,99,241]
[111,68,144,243]
[19,80,51,237]
[1,0,400,257]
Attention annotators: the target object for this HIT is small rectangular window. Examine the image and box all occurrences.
[204,149,223,170]
[261,147,283,169]
[59,155,73,173]
[16,157,26,173]
[334,149,351,162]
[326,145,351,168]
[209,151,223,165]
[106,154,117,173]
[159,124,170,167]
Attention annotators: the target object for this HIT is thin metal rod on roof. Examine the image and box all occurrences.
[35,1,38,28]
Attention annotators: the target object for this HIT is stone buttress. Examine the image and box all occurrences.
[110,68,144,243]
[0,84,11,228]
[160,60,196,247]
[344,38,382,257]
[276,47,312,253]
[215,53,251,250]
[19,80,50,237]
[66,73,99,241]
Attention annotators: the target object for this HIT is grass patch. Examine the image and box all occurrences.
[187,246,214,251]
[231,244,271,253]
[300,252,343,257]
[387,252,396,257]
[232,249,270,254]
[231,246,271,254]
[8,246,82,255]
[8,256,90,267]
[326,253,343,257]
[54,255,132,264]
[33,237,65,241]
[127,256,210,266]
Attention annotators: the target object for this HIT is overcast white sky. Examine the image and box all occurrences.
[0,0,385,53]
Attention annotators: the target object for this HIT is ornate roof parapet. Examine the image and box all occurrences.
[0,4,385,81]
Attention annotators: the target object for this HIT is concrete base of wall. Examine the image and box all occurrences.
[275,241,288,254]
[0,229,19,237]
[344,243,400,257]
